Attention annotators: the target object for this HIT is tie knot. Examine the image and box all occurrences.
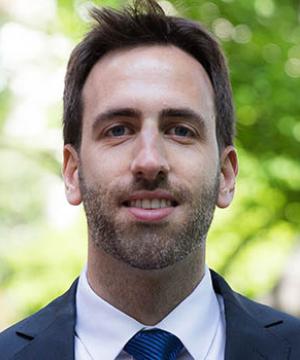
[124,329,183,360]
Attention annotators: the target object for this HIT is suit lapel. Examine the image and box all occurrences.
[10,272,292,360]
[211,270,290,360]
[13,279,78,360]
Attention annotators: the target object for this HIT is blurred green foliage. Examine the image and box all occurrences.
[0,0,299,329]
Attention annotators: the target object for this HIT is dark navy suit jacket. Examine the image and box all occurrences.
[1,270,300,359]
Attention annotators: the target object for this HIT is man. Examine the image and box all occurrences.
[1,0,300,359]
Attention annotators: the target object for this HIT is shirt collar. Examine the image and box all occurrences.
[75,265,221,359]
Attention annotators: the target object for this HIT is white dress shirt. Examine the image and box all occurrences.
[75,266,225,360]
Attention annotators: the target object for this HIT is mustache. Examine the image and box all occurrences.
[79,168,219,206]
[133,175,168,191]
[116,176,193,205]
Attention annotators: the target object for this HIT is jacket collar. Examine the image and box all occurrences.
[13,272,291,360]
[211,270,290,360]
[13,279,78,360]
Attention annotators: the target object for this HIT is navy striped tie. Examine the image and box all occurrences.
[124,329,184,360]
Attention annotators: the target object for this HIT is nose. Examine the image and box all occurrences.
[130,129,170,181]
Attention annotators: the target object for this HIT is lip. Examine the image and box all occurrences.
[127,207,174,222]
[123,190,177,203]
[122,190,178,222]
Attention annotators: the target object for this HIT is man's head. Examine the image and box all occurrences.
[63,1,238,270]
[63,0,235,151]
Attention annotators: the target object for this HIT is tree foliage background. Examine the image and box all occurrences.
[0,0,299,330]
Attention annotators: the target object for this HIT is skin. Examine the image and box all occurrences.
[63,45,238,325]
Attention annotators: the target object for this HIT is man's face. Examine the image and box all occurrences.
[64,45,237,270]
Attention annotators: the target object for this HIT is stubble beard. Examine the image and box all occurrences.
[79,171,220,270]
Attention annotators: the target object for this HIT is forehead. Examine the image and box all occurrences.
[82,45,215,122]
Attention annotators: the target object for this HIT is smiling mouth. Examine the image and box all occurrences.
[123,199,178,209]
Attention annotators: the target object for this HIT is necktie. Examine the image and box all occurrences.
[124,328,183,360]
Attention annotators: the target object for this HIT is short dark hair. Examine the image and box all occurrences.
[63,0,235,150]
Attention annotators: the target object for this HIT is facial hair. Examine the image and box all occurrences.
[79,170,220,270]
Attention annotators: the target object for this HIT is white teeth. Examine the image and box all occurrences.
[152,199,160,209]
[160,199,166,208]
[129,199,173,209]
[142,199,151,208]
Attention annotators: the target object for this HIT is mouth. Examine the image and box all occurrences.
[122,192,179,221]
[123,198,178,209]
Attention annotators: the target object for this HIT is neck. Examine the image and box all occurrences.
[86,242,205,325]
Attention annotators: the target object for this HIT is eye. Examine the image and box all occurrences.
[106,125,132,137]
[167,125,194,137]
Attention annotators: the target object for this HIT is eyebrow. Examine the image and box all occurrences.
[160,107,206,129]
[92,108,142,132]
[92,107,207,133]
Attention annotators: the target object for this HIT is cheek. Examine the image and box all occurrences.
[170,147,218,183]
[83,147,130,183]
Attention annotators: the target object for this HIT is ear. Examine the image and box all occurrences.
[63,144,82,206]
[217,145,238,209]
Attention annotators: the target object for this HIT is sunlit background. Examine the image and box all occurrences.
[0,0,300,330]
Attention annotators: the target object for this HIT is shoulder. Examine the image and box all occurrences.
[233,290,300,358]
[211,269,300,355]
[211,269,300,323]
[235,290,300,336]
[0,279,78,359]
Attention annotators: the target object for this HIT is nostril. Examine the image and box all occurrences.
[157,171,166,181]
